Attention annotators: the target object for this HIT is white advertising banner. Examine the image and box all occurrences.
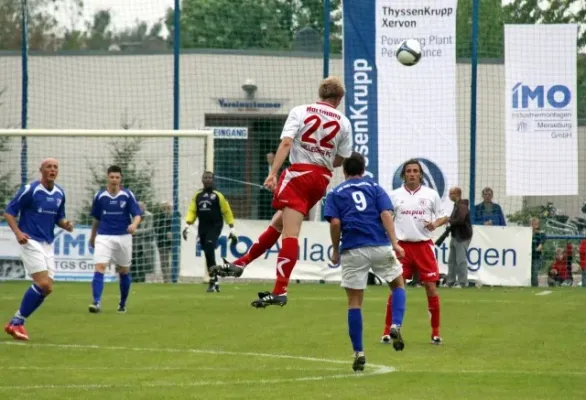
[505,24,578,196]
[0,225,117,281]
[180,220,532,287]
[343,0,458,211]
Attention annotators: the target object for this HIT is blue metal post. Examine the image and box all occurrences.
[468,0,480,222]
[20,0,29,185]
[323,0,331,79]
[171,0,181,283]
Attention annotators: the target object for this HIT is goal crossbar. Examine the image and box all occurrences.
[0,128,215,172]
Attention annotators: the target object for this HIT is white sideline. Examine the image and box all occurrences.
[0,342,395,391]
[535,290,553,296]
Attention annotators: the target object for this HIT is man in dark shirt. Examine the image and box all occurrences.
[446,187,473,288]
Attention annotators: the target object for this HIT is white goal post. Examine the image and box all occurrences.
[0,129,215,173]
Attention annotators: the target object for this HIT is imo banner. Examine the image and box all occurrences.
[343,0,458,210]
[505,24,578,196]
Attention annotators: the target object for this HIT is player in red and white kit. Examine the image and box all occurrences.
[382,159,448,344]
[211,77,353,308]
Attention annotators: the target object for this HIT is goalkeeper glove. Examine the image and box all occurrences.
[182,226,189,241]
[228,227,238,246]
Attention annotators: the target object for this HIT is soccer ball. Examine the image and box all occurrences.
[396,39,422,66]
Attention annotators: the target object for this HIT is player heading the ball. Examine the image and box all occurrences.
[88,165,142,314]
[4,158,74,341]
[324,152,407,372]
[211,76,353,308]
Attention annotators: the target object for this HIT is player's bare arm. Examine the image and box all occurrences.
[3,213,30,244]
[329,217,342,265]
[127,215,142,234]
[265,137,293,191]
[380,211,405,259]
[425,216,448,231]
[333,155,345,168]
[57,218,74,232]
[89,219,99,248]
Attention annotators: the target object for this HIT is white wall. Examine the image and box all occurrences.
[0,52,583,219]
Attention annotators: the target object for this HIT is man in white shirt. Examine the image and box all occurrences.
[382,159,448,345]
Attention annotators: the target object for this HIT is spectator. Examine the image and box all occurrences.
[131,201,154,282]
[530,217,545,287]
[548,246,572,286]
[473,187,506,226]
[445,187,473,288]
[154,201,173,283]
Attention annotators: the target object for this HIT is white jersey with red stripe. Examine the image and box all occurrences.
[280,102,353,171]
[390,185,448,242]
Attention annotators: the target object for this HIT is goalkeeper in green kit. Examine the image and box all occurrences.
[183,172,237,292]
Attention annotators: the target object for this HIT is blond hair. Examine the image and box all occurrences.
[318,76,345,101]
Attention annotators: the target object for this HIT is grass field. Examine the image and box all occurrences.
[0,281,585,399]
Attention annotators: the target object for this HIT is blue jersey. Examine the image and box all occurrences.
[91,188,142,235]
[5,180,66,244]
[324,177,394,252]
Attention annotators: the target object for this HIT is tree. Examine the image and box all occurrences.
[456,0,506,58]
[177,0,341,51]
[78,115,156,225]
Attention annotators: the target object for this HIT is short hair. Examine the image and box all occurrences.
[343,152,365,176]
[482,187,493,195]
[318,76,345,101]
[107,165,122,175]
[202,171,214,178]
[400,158,423,182]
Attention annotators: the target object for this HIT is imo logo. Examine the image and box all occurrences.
[392,158,446,198]
[511,82,571,109]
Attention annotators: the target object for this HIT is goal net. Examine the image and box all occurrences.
[0,129,213,283]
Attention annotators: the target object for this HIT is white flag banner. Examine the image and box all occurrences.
[343,0,458,211]
[505,24,578,196]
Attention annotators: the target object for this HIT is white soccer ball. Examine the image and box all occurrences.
[396,39,422,66]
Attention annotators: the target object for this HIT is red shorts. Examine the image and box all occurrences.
[399,240,440,282]
[272,163,332,216]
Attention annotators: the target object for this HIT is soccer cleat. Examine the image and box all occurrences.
[431,336,443,345]
[390,325,405,351]
[4,323,29,341]
[250,292,288,308]
[88,303,101,313]
[209,258,244,278]
[117,305,127,314]
[352,354,366,372]
[380,334,392,344]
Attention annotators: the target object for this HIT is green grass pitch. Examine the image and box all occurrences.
[0,281,584,399]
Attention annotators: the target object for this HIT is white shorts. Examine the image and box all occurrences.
[94,234,132,268]
[21,239,55,280]
[340,245,402,290]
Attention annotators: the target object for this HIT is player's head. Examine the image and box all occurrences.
[318,76,345,108]
[202,171,214,189]
[482,187,493,203]
[343,152,365,178]
[400,159,424,185]
[448,186,462,202]
[107,165,122,189]
[40,158,59,185]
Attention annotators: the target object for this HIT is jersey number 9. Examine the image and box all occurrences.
[351,191,367,211]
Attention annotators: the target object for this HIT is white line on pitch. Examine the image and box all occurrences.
[0,365,344,372]
[535,290,552,296]
[0,342,395,391]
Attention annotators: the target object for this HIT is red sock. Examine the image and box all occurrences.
[383,293,392,335]
[427,295,440,337]
[234,226,281,267]
[272,237,299,295]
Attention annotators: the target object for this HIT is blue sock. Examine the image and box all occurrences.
[92,271,104,305]
[119,273,131,307]
[347,308,363,353]
[391,287,406,326]
[11,284,45,325]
